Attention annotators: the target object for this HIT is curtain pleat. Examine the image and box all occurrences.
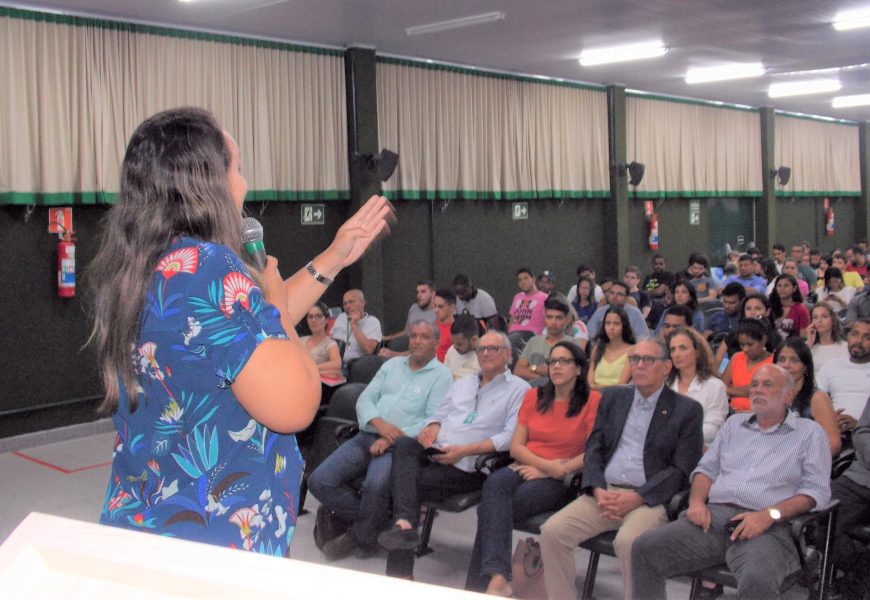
[774,115,861,195]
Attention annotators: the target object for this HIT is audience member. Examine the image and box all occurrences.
[624,266,652,318]
[816,318,870,430]
[658,304,695,340]
[444,313,480,380]
[766,258,809,298]
[433,289,456,362]
[308,320,452,560]
[302,302,344,382]
[829,397,870,597]
[769,274,810,340]
[722,254,767,294]
[722,319,774,412]
[642,254,676,300]
[508,268,549,335]
[567,264,605,305]
[537,270,557,294]
[654,281,704,333]
[330,289,382,367]
[377,331,530,579]
[758,257,779,286]
[704,282,745,340]
[845,244,869,278]
[816,266,856,313]
[771,242,787,273]
[570,275,598,324]
[514,297,578,382]
[540,337,703,600]
[686,254,720,301]
[714,293,774,368]
[774,338,841,455]
[454,274,498,320]
[666,327,728,447]
[381,281,436,343]
[845,284,870,324]
[588,306,635,390]
[790,244,818,288]
[587,281,651,340]
[806,302,849,373]
[832,254,865,289]
[632,364,831,600]
[465,342,601,595]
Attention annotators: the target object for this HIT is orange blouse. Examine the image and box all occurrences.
[518,388,601,460]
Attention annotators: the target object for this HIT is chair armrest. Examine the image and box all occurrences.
[334,423,359,444]
[667,489,691,521]
[475,451,511,472]
[788,499,839,587]
[789,499,839,541]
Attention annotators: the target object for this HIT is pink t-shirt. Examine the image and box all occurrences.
[508,291,549,334]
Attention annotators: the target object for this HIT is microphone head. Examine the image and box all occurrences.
[241,217,263,244]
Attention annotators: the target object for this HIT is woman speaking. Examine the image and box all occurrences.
[89,107,392,554]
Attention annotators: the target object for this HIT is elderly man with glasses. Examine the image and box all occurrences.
[377,330,531,579]
[539,337,704,600]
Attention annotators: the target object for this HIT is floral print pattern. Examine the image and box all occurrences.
[100,237,302,556]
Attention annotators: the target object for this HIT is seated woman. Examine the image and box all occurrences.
[774,338,841,455]
[806,301,849,374]
[721,319,774,412]
[714,293,774,369]
[301,302,344,382]
[654,280,704,334]
[571,275,598,324]
[815,267,856,313]
[666,327,728,447]
[770,273,810,341]
[588,306,634,389]
[766,258,810,298]
[465,341,601,596]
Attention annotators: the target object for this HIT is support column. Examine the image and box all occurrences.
[344,46,384,318]
[757,107,777,252]
[859,122,870,244]
[607,84,630,276]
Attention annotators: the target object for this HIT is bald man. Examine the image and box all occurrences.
[330,289,382,366]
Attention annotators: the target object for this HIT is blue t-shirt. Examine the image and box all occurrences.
[99,237,302,556]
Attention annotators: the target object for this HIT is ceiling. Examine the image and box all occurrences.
[7,0,870,121]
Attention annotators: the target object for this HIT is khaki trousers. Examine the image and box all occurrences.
[539,489,667,600]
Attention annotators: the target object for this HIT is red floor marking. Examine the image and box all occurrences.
[12,451,112,474]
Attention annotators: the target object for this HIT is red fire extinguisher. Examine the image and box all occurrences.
[57,231,76,297]
[648,212,660,251]
[825,207,835,237]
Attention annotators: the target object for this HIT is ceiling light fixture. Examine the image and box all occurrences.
[768,78,842,98]
[833,7,870,30]
[578,41,668,67]
[832,93,870,108]
[406,12,505,36]
[685,62,765,84]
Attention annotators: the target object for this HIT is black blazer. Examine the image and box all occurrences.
[581,385,703,507]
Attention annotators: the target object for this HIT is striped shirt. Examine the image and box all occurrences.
[693,410,831,511]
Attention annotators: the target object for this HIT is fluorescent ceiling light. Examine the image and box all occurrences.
[685,62,765,84]
[406,12,505,36]
[832,93,870,108]
[833,7,870,30]
[579,41,668,67]
[768,78,842,98]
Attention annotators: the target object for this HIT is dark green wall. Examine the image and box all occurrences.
[775,196,859,253]
[628,198,711,276]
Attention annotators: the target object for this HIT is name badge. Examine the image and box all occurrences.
[464,411,478,425]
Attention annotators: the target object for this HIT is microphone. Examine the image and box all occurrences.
[241,217,267,270]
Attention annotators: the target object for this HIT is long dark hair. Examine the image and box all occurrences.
[770,273,804,319]
[671,280,699,312]
[87,107,244,413]
[593,305,635,367]
[536,341,591,418]
[773,338,815,417]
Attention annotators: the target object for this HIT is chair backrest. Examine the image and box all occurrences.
[325,382,367,420]
[305,383,367,474]
[387,335,409,352]
[347,354,387,384]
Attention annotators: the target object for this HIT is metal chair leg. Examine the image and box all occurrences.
[416,506,437,557]
[581,551,600,600]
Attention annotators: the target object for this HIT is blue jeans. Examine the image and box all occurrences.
[307,431,392,542]
[465,467,570,591]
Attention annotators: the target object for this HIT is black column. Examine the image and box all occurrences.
[757,107,776,252]
[607,84,629,277]
[859,122,870,244]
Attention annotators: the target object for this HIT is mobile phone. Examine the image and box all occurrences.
[423,446,446,456]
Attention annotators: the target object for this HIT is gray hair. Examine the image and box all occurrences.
[344,288,365,302]
[409,319,439,341]
[634,336,669,359]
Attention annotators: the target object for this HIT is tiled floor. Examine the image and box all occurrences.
[0,430,803,598]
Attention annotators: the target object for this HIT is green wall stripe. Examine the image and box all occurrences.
[376,56,606,93]
[0,7,343,56]
[774,190,861,197]
[0,189,350,206]
[774,111,859,127]
[630,190,762,199]
[382,189,610,201]
[626,91,759,114]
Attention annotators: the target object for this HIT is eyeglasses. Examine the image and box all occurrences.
[628,355,667,366]
[306,314,326,320]
[476,345,509,355]
[545,357,577,367]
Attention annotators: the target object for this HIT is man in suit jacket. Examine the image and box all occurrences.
[540,337,704,600]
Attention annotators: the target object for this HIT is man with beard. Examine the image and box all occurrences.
[816,318,870,431]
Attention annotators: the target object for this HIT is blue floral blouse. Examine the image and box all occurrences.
[99,236,303,556]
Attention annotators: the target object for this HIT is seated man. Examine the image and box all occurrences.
[444,313,480,380]
[816,318,870,431]
[642,254,677,300]
[508,267,549,335]
[831,254,865,289]
[376,331,530,579]
[539,338,703,600]
[514,297,579,382]
[453,273,498,320]
[687,253,720,301]
[625,265,652,319]
[657,304,694,339]
[537,269,557,295]
[704,282,746,340]
[631,364,831,600]
[330,288,382,367]
[433,288,456,362]
[845,285,870,324]
[380,281,436,354]
[587,281,651,340]
[308,320,452,560]
[722,254,767,294]
[829,395,870,596]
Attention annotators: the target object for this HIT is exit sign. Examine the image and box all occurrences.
[301,204,325,225]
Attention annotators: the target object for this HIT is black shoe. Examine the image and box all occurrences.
[377,525,419,551]
[322,531,360,561]
[695,583,724,599]
[352,542,379,559]
[313,505,348,550]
